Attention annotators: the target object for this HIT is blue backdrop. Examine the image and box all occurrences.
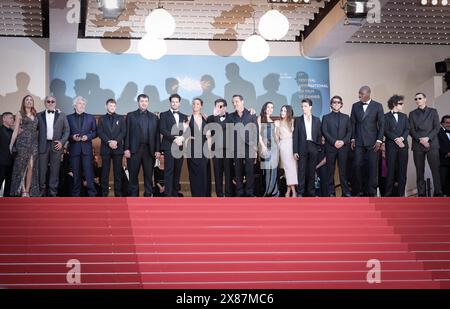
[49,52,330,117]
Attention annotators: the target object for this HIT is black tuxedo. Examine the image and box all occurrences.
[0,125,14,197]
[321,111,352,196]
[384,111,409,196]
[124,109,160,197]
[409,107,442,196]
[350,100,385,196]
[160,109,188,197]
[207,113,233,197]
[97,113,126,196]
[293,115,322,196]
[438,127,450,196]
[229,109,258,197]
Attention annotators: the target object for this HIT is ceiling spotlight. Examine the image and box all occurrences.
[420,0,428,4]
[431,0,438,4]
[442,0,448,5]
[304,0,311,3]
[344,1,370,19]
[99,0,124,19]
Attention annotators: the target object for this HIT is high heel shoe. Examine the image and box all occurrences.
[21,192,29,197]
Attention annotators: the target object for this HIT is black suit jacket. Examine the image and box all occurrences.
[0,125,13,166]
[438,127,450,166]
[321,111,352,149]
[207,113,230,151]
[350,100,385,147]
[409,107,441,151]
[124,109,160,155]
[97,113,126,156]
[384,111,409,148]
[229,109,258,149]
[159,110,188,152]
[293,115,322,156]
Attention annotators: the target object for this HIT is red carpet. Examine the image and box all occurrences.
[0,197,449,289]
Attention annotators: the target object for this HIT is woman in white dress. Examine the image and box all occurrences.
[275,105,298,197]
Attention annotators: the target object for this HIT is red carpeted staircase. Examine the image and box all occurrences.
[0,197,449,289]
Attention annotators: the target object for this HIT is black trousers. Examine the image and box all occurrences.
[385,142,408,197]
[213,157,233,197]
[128,144,154,197]
[70,154,96,197]
[326,146,350,196]
[187,157,208,197]
[297,141,319,197]
[39,141,63,196]
[413,149,442,196]
[164,150,184,197]
[440,164,450,196]
[101,153,123,197]
[353,145,378,196]
[234,156,255,197]
[0,164,13,197]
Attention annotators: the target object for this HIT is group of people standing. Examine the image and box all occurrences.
[0,85,449,198]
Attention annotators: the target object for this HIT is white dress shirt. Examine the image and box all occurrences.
[304,115,313,141]
[170,109,179,126]
[362,99,372,113]
[45,110,55,140]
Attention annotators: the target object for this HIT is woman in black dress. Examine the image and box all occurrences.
[185,98,209,197]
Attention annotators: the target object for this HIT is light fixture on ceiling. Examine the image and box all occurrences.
[267,0,314,3]
[258,9,290,40]
[99,0,125,19]
[343,0,370,19]
[144,1,176,39]
[420,0,449,5]
[241,12,270,62]
[138,34,167,60]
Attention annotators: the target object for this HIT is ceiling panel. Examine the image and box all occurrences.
[0,0,47,37]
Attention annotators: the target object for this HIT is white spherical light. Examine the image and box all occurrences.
[144,8,176,38]
[138,35,167,60]
[258,9,289,40]
[241,34,270,63]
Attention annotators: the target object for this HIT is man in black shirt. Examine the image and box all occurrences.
[0,112,14,197]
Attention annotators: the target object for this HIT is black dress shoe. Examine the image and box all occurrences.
[329,194,336,197]
[343,193,352,197]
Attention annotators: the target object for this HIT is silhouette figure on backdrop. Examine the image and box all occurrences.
[161,78,191,115]
[3,72,43,113]
[143,84,161,113]
[117,82,138,114]
[85,73,115,107]
[198,74,222,115]
[256,73,288,114]
[291,71,323,117]
[74,78,90,98]
[49,79,73,114]
[224,63,256,108]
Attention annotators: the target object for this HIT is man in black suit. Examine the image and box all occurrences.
[159,93,187,197]
[67,96,98,197]
[207,98,233,197]
[37,95,70,197]
[409,93,442,197]
[384,95,409,197]
[97,99,126,197]
[438,115,450,196]
[0,112,14,197]
[350,86,385,197]
[229,94,258,197]
[124,94,160,197]
[321,96,352,197]
[293,98,322,197]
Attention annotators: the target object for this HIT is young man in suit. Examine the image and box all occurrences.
[321,95,352,197]
[438,115,450,196]
[159,94,187,197]
[37,96,70,197]
[409,93,442,197]
[97,99,126,197]
[350,86,385,197]
[207,98,234,197]
[229,94,258,197]
[293,98,322,197]
[124,94,160,197]
[67,96,97,197]
[0,112,15,197]
[384,95,409,197]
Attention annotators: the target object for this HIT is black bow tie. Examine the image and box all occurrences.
[47,110,55,114]
[172,111,179,115]
[393,112,398,114]
[362,103,368,106]
[445,129,450,134]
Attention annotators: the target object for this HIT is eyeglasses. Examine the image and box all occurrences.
[414,98,423,101]
[46,100,56,103]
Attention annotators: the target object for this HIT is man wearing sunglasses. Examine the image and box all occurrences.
[409,93,442,197]
[384,95,409,197]
[37,95,70,197]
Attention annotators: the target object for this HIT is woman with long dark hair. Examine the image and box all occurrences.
[275,105,298,197]
[257,102,279,197]
[9,95,39,197]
